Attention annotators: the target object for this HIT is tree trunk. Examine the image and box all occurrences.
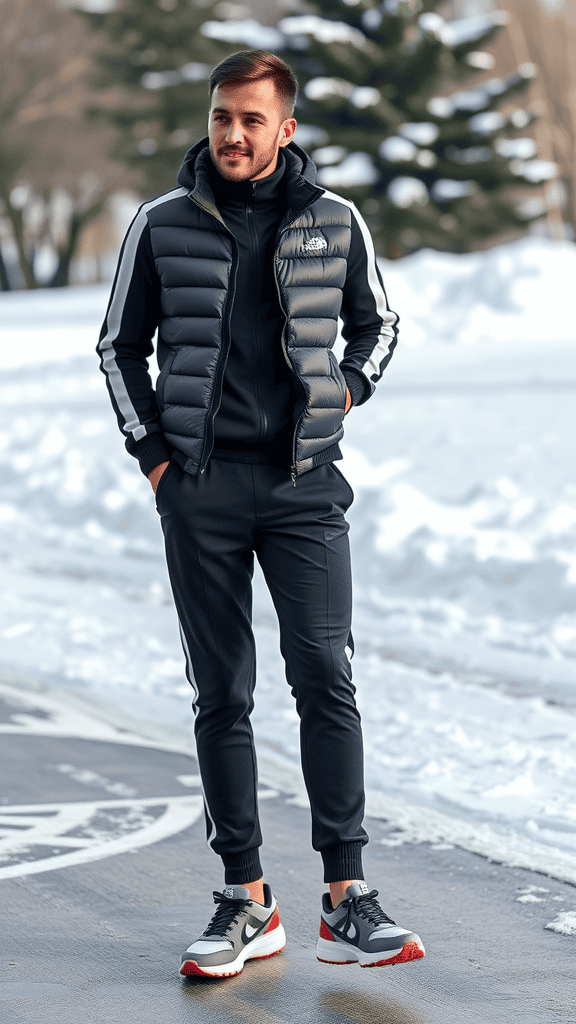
[0,192,38,289]
[49,197,106,288]
[0,246,10,291]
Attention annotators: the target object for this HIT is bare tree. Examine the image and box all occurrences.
[445,0,576,237]
[495,0,576,237]
[0,0,130,289]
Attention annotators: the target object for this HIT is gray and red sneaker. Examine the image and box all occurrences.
[316,882,425,968]
[180,884,286,978]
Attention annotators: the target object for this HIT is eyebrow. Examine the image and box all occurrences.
[211,107,268,122]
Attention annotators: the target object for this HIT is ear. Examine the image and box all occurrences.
[279,118,297,148]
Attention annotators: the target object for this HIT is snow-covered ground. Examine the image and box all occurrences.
[1,234,576,883]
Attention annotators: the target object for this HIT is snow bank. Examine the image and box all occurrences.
[379,234,576,348]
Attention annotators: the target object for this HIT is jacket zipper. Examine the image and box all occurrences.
[247,183,268,442]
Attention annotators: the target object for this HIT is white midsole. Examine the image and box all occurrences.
[183,924,287,976]
[316,935,411,966]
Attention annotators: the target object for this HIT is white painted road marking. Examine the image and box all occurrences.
[53,763,138,798]
[0,680,193,754]
[0,795,203,881]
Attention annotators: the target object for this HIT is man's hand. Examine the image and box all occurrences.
[148,461,170,494]
[345,387,352,414]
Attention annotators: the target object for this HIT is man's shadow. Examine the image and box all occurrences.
[320,988,425,1024]
[181,958,425,1024]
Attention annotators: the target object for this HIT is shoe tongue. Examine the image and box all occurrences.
[346,881,371,898]
[222,885,251,901]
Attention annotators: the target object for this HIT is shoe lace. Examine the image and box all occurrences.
[348,889,395,927]
[203,891,250,938]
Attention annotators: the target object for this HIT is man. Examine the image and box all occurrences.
[98,49,425,979]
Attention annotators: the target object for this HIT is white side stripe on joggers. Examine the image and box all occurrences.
[178,618,218,848]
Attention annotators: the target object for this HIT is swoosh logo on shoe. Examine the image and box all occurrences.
[328,921,361,948]
[241,917,265,944]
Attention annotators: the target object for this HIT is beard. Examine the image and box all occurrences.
[209,138,279,182]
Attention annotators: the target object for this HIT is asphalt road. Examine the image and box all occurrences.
[1,675,575,1024]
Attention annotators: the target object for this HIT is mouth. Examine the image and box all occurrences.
[220,150,251,159]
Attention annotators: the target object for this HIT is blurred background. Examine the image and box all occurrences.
[1,0,576,881]
[0,0,574,285]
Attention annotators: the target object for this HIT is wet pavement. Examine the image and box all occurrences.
[1,675,575,1023]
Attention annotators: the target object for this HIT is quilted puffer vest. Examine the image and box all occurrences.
[149,140,351,478]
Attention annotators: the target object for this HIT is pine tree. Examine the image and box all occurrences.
[273,0,553,257]
[81,0,233,199]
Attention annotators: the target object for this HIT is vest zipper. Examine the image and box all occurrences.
[273,235,307,485]
[188,192,237,474]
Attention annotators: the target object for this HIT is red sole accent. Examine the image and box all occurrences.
[180,961,241,979]
[361,942,426,968]
[180,946,284,979]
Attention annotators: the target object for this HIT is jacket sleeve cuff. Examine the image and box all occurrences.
[342,367,371,408]
[130,433,174,477]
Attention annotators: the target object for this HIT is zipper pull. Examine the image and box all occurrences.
[291,469,297,486]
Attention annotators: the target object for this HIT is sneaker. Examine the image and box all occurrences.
[180,884,286,978]
[316,881,425,968]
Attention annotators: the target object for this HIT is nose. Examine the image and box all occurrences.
[225,119,243,145]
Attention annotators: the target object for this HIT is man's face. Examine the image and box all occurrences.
[208,79,296,182]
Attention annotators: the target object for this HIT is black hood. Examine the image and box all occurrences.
[176,137,323,210]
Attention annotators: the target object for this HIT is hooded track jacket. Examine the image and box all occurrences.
[98,139,399,480]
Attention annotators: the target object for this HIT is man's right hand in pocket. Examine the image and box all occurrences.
[148,461,170,494]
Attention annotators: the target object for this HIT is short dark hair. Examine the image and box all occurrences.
[209,50,298,117]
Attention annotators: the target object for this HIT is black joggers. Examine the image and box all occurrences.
[156,458,368,884]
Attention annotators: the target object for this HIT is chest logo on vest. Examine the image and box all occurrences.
[302,237,327,253]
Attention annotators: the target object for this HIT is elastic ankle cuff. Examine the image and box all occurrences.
[221,848,263,885]
[321,842,365,884]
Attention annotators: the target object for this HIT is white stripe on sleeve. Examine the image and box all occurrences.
[320,189,398,381]
[98,187,189,441]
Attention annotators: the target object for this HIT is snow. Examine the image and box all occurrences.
[350,87,380,109]
[466,51,494,71]
[380,137,418,162]
[470,111,505,134]
[141,62,209,91]
[317,153,378,188]
[429,69,534,119]
[431,178,475,201]
[399,123,439,146]
[303,78,379,112]
[495,138,537,160]
[200,18,282,48]
[304,78,353,102]
[1,235,576,884]
[387,177,429,207]
[280,16,366,49]
[510,159,558,183]
[545,912,576,936]
[311,146,347,167]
